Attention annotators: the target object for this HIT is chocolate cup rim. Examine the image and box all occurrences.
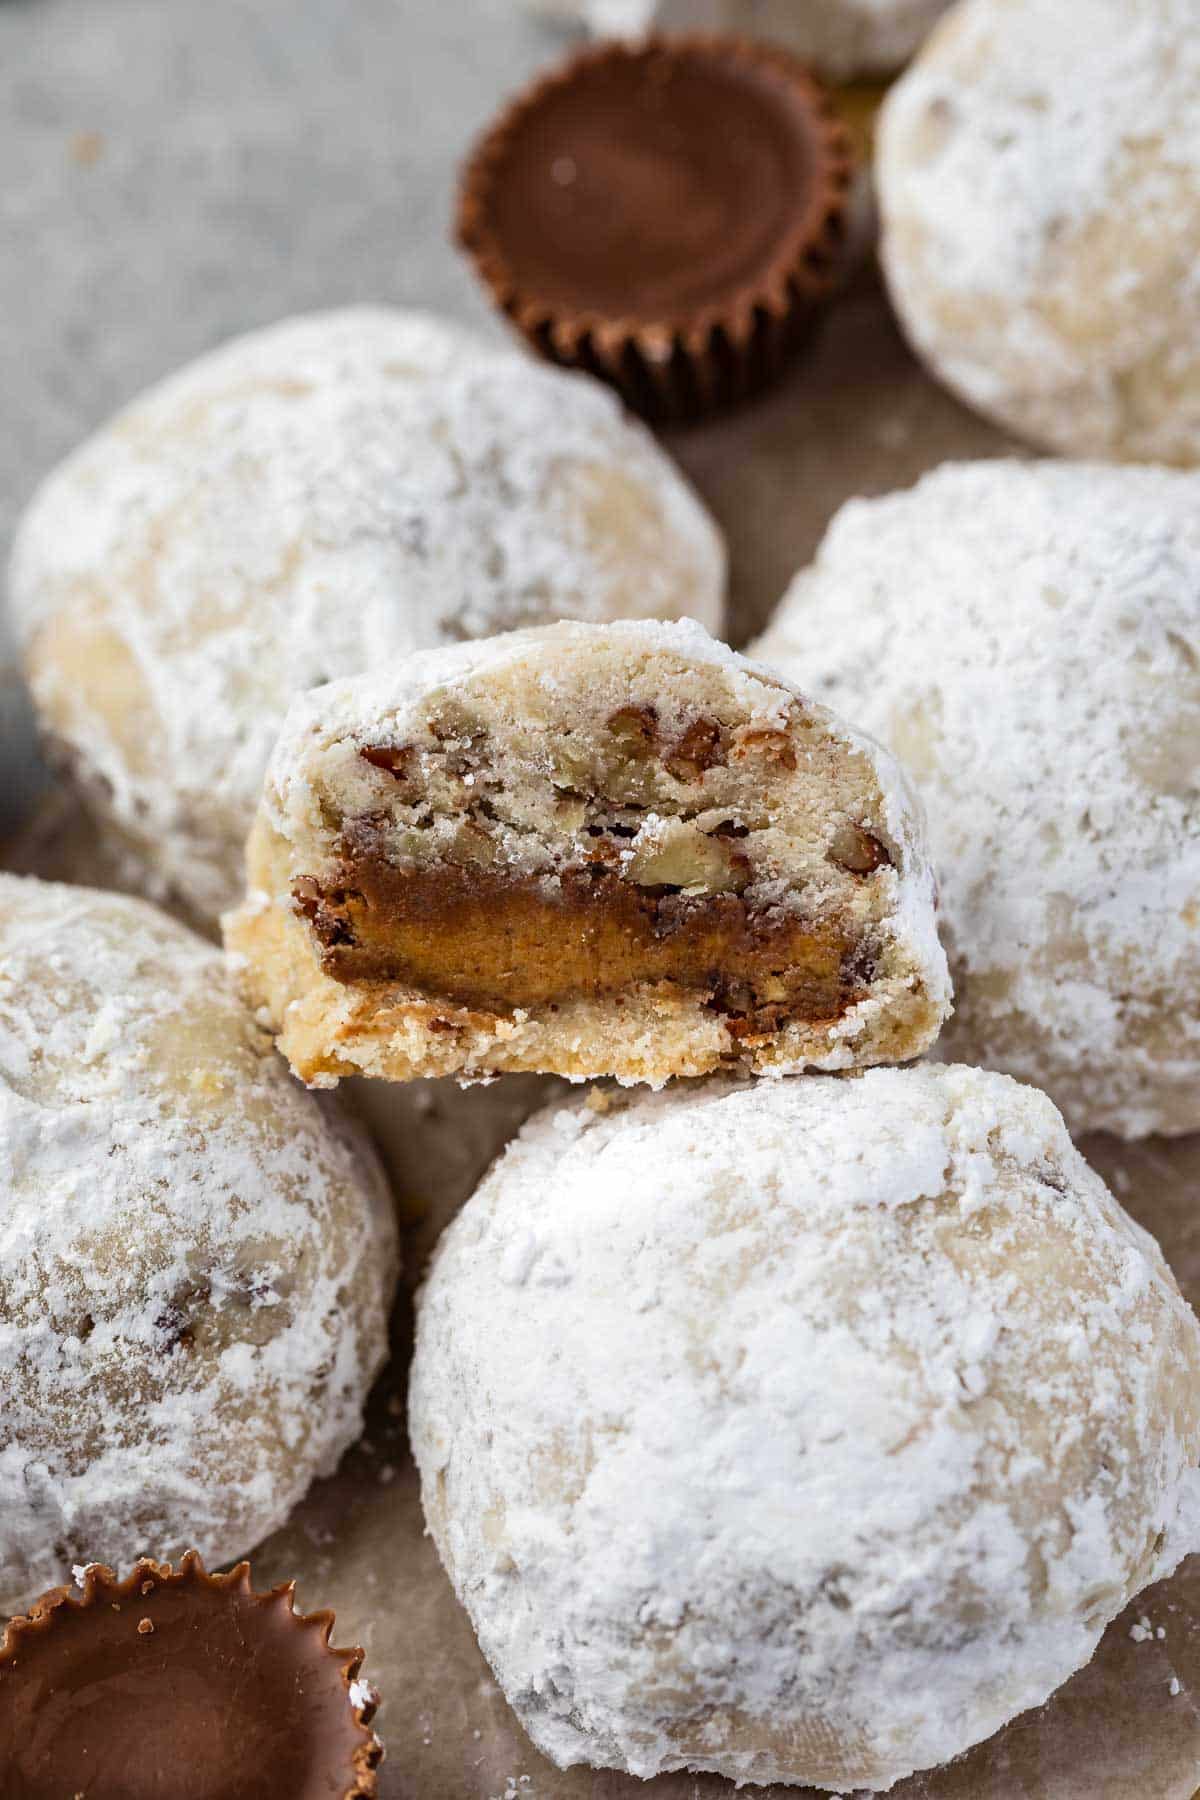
[457,32,857,360]
[0,1550,383,1800]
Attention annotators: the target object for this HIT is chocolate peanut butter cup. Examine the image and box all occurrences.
[0,1553,382,1800]
[457,35,855,421]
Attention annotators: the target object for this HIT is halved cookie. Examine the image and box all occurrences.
[225,620,950,1086]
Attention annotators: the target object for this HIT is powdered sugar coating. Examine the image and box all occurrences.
[525,0,951,79]
[409,1066,1200,1791]
[754,460,1200,1138]
[0,874,397,1615]
[878,0,1200,462]
[7,307,725,924]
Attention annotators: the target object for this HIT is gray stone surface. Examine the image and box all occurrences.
[1,0,551,475]
[0,0,558,641]
[0,0,574,824]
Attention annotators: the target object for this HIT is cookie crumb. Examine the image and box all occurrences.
[69,130,104,167]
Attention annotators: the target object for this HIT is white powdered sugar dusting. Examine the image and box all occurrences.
[878,0,1200,460]
[410,1065,1200,1785]
[7,307,724,923]
[348,1677,379,1714]
[409,1066,1200,1790]
[0,874,397,1615]
[754,460,1200,1139]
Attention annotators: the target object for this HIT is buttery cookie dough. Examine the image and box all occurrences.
[525,0,952,80]
[0,875,398,1616]
[754,460,1200,1138]
[878,0,1200,461]
[225,619,949,1088]
[8,307,725,925]
[409,1066,1200,1791]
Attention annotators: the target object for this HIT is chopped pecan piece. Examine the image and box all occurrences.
[359,742,423,802]
[606,704,660,755]
[731,727,797,771]
[829,823,893,875]
[292,877,358,949]
[359,743,413,777]
[665,716,726,779]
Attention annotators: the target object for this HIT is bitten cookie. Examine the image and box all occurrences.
[0,875,398,1616]
[225,619,949,1088]
[409,1067,1200,1791]
[878,0,1200,462]
[754,460,1200,1138]
[8,307,724,925]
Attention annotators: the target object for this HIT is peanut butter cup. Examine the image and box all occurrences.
[0,1553,382,1800]
[457,36,854,420]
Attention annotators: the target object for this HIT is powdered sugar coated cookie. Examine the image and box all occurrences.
[410,1067,1200,1789]
[754,460,1200,1137]
[8,308,724,923]
[0,875,397,1614]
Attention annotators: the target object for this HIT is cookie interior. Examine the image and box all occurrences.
[284,648,900,1047]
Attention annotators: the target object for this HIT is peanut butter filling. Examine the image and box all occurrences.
[292,855,872,1035]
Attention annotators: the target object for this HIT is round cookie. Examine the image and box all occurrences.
[7,307,725,925]
[527,0,952,80]
[226,619,950,1089]
[0,875,398,1616]
[878,0,1200,462]
[753,460,1200,1138]
[409,1068,1200,1791]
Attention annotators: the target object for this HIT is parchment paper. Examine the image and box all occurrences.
[2,1,1198,1794]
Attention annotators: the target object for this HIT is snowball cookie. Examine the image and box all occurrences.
[753,461,1200,1138]
[878,0,1200,463]
[225,618,949,1089]
[0,874,398,1616]
[525,0,952,80]
[7,307,725,927]
[409,1067,1200,1791]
